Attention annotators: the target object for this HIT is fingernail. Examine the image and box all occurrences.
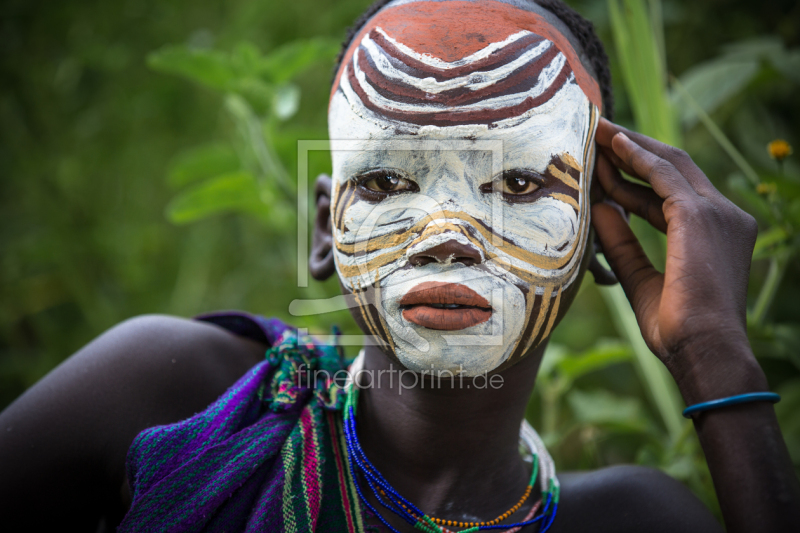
[615,132,630,142]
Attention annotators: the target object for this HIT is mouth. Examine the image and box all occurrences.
[399,282,492,331]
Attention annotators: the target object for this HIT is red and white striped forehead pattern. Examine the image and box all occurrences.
[332,0,602,128]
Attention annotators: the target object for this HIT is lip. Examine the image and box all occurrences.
[399,282,492,330]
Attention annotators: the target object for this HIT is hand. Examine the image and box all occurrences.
[591,118,765,400]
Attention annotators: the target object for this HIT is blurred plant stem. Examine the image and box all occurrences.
[606,0,684,441]
[600,284,684,440]
[671,76,761,187]
[608,0,680,145]
[751,251,790,327]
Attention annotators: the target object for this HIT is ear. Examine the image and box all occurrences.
[310,174,336,281]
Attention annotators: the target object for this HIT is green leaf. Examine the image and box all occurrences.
[273,83,300,120]
[567,389,647,429]
[259,38,339,84]
[607,0,680,145]
[774,379,800,464]
[147,45,235,90]
[673,59,759,128]
[720,37,784,61]
[556,341,632,381]
[727,174,774,222]
[749,323,800,370]
[165,171,269,224]
[231,42,263,77]
[788,198,800,227]
[231,77,275,116]
[662,455,696,480]
[767,173,800,202]
[167,143,240,188]
[771,49,800,83]
[753,226,789,260]
[538,343,569,380]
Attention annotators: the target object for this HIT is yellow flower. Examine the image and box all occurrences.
[756,182,777,195]
[768,139,792,161]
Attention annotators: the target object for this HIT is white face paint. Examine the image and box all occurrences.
[327,4,600,376]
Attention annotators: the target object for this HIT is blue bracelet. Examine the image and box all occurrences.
[682,392,781,418]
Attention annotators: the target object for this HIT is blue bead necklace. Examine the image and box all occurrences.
[343,381,559,532]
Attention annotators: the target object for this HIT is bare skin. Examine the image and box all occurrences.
[1,119,798,532]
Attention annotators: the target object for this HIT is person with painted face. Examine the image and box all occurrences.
[1,1,798,532]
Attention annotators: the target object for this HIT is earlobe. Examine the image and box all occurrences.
[310,174,337,281]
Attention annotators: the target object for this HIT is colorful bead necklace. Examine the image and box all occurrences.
[342,363,559,533]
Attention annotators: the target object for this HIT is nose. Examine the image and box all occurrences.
[408,239,483,267]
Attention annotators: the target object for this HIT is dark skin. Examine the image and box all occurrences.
[1,122,798,532]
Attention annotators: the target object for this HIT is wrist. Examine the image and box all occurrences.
[666,336,768,407]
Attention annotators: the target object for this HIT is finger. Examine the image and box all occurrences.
[595,116,623,149]
[595,152,667,233]
[599,145,639,181]
[611,132,695,201]
[592,203,663,331]
[597,118,716,196]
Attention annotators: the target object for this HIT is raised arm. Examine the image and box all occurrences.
[590,117,800,533]
[0,315,265,530]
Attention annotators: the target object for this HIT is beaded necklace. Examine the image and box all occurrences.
[343,355,559,533]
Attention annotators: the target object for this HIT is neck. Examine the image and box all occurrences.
[354,343,545,520]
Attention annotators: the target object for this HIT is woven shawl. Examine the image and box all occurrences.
[119,313,366,533]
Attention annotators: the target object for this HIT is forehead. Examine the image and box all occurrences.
[329,0,600,180]
[330,0,601,125]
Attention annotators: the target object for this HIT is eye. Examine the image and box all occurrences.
[356,169,418,196]
[480,170,542,198]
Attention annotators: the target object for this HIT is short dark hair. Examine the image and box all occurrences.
[334,0,614,119]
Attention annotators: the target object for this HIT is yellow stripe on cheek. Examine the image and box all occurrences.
[560,152,583,173]
[547,164,580,190]
[521,285,553,356]
[541,287,562,340]
[337,208,586,272]
[549,193,580,211]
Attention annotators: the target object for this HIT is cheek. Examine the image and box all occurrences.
[502,200,580,256]
[331,192,424,291]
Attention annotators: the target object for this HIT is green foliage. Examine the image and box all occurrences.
[167,143,241,188]
[166,171,267,224]
[148,37,338,226]
[607,0,680,145]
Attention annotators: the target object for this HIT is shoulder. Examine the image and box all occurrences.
[552,465,723,533]
[45,314,269,442]
[0,314,268,527]
[32,314,268,425]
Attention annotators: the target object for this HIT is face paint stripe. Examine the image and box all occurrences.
[372,27,540,73]
[333,181,352,232]
[368,28,546,82]
[353,284,383,343]
[338,182,359,234]
[358,38,562,106]
[522,285,553,356]
[345,56,573,127]
[547,163,580,190]
[507,284,538,362]
[540,287,562,340]
[549,193,580,211]
[582,105,597,182]
[561,153,583,173]
[372,271,396,353]
[335,205,586,274]
[331,1,602,113]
